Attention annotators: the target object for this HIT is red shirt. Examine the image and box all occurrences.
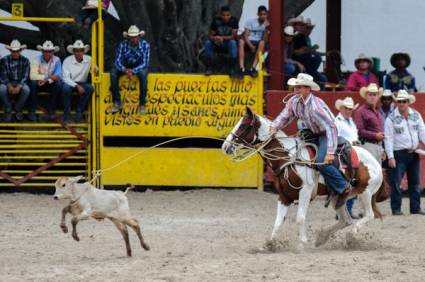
[353,103,384,141]
[346,71,378,91]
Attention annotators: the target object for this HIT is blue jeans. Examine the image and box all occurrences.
[346,198,355,215]
[388,151,421,213]
[204,39,237,60]
[29,80,62,113]
[62,83,94,114]
[0,83,30,112]
[316,135,349,194]
[110,68,148,106]
[284,63,297,76]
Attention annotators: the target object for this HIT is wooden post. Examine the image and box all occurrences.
[326,0,342,84]
[268,0,284,90]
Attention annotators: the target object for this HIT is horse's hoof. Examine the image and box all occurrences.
[60,224,68,234]
[315,231,330,247]
[72,233,80,242]
[142,244,150,251]
[127,250,132,257]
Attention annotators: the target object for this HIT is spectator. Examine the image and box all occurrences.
[0,40,30,122]
[29,41,62,121]
[77,0,111,29]
[353,83,385,164]
[380,90,395,125]
[62,40,94,123]
[204,5,239,76]
[385,53,417,92]
[290,17,326,88]
[384,90,425,215]
[283,26,304,77]
[237,5,269,78]
[334,97,359,218]
[110,25,150,114]
[346,54,378,91]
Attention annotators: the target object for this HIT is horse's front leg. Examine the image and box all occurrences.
[270,200,289,240]
[296,184,314,244]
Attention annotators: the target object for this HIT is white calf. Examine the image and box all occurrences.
[54,176,150,257]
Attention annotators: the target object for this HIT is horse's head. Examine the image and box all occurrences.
[222,107,269,155]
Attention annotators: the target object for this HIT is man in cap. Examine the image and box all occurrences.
[346,54,379,91]
[111,25,150,114]
[385,53,417,92]
[354,83,385,164]
[62,40,94,123]
[0,40,30,122]
[385,90,425,215]
[237,5,269,78]
[270,73,352,209]
[29,40,62,121]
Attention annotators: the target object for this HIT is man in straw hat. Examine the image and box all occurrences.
[62,40,94,123]
[346,54,378,91]
[111,25,150,114]
[29,40,62,121]
[270,73,352,209]
[380,89,395,126]
[353,83,385,164]
[335,97,359,218]
[384,90,425,216]
[385,52,417,93]
[0,40,30,122]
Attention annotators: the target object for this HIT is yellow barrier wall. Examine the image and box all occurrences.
[99,73,263,188]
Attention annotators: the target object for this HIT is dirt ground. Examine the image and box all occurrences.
[1,189,425,282]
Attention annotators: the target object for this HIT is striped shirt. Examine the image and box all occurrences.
[114,39,150,74]
[272,94,338,154]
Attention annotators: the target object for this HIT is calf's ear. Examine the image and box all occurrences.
[71,175,84,183]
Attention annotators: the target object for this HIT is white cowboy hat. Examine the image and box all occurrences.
[288,16,305,26]
[37,40,60,52]
[82,0,98,9]
[5,40,27,51]
[359,83,383,99]
[304,18,315,27]
[354,53,373,66]
[382,89,393,98]
[287,73,320,91]
[335,97,359,111]
[66,40,90,54]
[283,26,296,36]
[123,25,145,38]
[393,89,416,104]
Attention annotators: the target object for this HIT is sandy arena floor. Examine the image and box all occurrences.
[1,189,425,282]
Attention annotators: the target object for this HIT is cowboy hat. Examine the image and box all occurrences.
[5,40,27,51]
[335,97,359,111]
[390,52,411,68]
[359,83,384,99]
[354,53,373,67]
[304,18,315,27]
[82,0,98,9]
[283,26,296,36]
[66,40,90,54]
[393,89,416,104]
[37,40,60,52]
[123,25,145,38]
[288,16,305,26]
[287,73,320,91]
[381,89,393,98]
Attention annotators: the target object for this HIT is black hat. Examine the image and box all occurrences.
[390,53,411,68]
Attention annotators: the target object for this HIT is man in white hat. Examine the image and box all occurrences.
[384,90,425,215]
[62,40,94,123]
[353,83,385,164]
[29,40,62,121]
[346,54,379,91]
[111,25,150,114]
[283,26,305,77]
[77,0,111,29]
[379,89,395,126]
[0,40,30,122]
[270,73,352,209]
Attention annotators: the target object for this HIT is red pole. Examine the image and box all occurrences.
[326,0,342,84]
[268,0,284,90]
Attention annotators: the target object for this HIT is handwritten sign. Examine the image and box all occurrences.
[100,73,262,137]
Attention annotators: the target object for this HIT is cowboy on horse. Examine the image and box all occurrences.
[270,73,351,208]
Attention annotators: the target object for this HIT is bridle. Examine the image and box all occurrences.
[230,117,261,147]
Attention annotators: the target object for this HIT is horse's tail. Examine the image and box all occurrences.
[372,190,383,220]
[124,184,136,195]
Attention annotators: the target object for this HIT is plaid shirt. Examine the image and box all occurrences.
[0,55,30,85]
[272,94,338,154]
[114,39,150,74]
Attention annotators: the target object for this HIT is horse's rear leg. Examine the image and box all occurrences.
[352,190,374,233]
[270,201,289,240]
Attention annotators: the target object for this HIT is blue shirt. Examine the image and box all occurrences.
[114,39,150,74]
[384,69,417,92]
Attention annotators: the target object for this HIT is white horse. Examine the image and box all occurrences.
[222,108,383,247]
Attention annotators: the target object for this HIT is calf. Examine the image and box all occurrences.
[54,176,150,257]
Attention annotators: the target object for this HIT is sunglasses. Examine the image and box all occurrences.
[397,100,408,104]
